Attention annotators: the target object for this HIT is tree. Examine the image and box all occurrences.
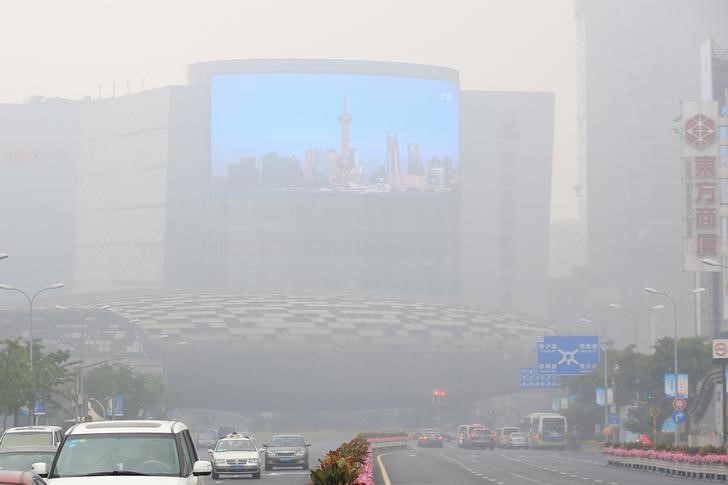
[84,364,176,419]
[0,339,73,426]
[562,337,712,438]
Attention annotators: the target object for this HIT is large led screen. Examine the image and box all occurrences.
[211,73,459,194]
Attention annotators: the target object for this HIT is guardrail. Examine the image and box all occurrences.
[368,437,409,450]
[606,454,728,480]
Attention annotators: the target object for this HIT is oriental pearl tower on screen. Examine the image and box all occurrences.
[329,92,359,185]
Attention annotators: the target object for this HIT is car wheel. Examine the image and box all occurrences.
[252,471,261,479]
[211,471,219,479]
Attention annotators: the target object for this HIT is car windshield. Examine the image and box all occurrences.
[215,439,256,452]
[0,451,55,471]
[270,436,305,447]
[0,433,52,447]
[51,433,180,478]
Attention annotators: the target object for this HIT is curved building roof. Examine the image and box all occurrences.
[57,290,553,351]
[0,291,556,411]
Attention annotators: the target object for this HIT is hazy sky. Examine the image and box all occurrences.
[0,0,577,219]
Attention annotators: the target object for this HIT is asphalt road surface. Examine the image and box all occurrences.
[375,444,696,485]
[197,440,339,485]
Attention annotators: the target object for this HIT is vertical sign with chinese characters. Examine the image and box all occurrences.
[682,100,721,272]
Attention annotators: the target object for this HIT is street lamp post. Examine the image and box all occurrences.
[607,304,664,352]
[580,318,612,437]
[0,283,65,370]
[0,282,65,424]
[644,286,706,444]
[55,305,111,420]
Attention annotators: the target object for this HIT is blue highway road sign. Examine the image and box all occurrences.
[672,410,686,424]
[537,336,600,375]
[519,368,561,389]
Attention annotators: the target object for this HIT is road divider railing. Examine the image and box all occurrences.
[603,443,728,480]
[362,431,409,451]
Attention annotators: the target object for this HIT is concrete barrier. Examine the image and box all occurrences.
[368,437,409,450]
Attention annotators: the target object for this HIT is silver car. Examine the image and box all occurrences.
[264,435,310,470]
[507,432,529,449]
[209,435,261,479]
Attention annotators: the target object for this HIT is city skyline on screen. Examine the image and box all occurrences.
[210,72,459,193]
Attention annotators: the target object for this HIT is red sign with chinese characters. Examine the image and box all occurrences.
[682,101,721,271]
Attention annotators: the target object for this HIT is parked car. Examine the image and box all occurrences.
[32,420,212,484]
[0,427,63,449]
[416,429,444,448]
[263,435,310,470]
[496,426,520,448]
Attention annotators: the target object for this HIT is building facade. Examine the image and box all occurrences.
[571,0,728,344]
[0,59,555,318]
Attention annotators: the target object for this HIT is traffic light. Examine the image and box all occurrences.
[645,391,656,401]
[432,388,447,404]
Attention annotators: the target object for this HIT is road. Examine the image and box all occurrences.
[197,440,339,485]
[375,444,694,485]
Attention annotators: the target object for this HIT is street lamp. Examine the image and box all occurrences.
[644,286,706,444]
[607,303,664,352]
[0,283,65,370]
[55,304,112,420]
[580,318,613,436]
[0,282,64,424]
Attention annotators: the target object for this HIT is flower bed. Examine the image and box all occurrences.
[602,443,728,479]
[308,433,406,484]
[309,437,373,485]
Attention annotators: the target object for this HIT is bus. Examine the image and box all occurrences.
[521,412,567,449]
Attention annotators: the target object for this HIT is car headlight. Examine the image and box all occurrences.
[214,458,227,465]
[248,458,259,464]
[295,449,306,456]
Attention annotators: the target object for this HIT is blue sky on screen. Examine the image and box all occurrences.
[210,73,459,177]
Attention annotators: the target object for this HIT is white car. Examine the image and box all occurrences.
[208,434,261,479]
[0,426,64,448]
[32,420,212,485]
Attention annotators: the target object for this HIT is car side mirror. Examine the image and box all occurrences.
[192,460,212,477]
[32,462,48,478]
[305,443,311,447]
[207,448,213,453]
[262,444,269,448]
